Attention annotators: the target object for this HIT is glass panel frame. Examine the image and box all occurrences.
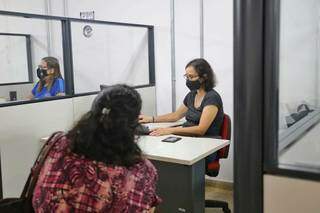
[70,20,153,94]
[264,0,320,179]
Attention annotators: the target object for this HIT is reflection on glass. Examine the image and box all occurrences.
[0,15,65,103]
[278,0,320,172]
[71,22,150,94]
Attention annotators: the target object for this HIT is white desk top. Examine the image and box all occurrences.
[280,122,320,169]
[138,135,229,165]
[40,121,229,166]
[40,135,229,166]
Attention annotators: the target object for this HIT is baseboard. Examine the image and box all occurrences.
[205,178,233,191]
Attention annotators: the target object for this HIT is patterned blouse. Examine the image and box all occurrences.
[32,133,161,212]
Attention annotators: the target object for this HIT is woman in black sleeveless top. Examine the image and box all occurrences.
[139,58,224,137]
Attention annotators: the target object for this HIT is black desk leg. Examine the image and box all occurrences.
[151,159,205,213]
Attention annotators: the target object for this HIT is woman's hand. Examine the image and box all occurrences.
[139,114,153,123]
[149,128,174,136]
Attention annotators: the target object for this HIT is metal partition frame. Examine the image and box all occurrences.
[234,0,264,212]
[264,0,320,180]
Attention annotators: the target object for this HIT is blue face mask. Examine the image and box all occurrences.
[186,79,201,91]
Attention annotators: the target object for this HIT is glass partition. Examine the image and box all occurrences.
[0,15,65,103]
[0,11,155,105]
[277,0,320,173]
[71,21,150,94]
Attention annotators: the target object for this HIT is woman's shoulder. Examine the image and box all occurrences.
[184,90,197,99]
[206,89,222,99]
[55,77,65,84]
[132,158,158,176]
[47,132,70,153]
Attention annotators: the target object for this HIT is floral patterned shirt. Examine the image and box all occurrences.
[32,133,161,212]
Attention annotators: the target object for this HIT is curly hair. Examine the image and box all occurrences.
[67,84,142,167]
[185,58,216,91]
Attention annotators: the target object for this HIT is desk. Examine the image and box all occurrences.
[138,135,229,212]
[40,130,229,212]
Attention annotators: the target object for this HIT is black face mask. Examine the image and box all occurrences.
[37,68,48,80]
[186,79,201,91]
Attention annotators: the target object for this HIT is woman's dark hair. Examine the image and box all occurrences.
[185,58,216,91]
[67,84,142,167]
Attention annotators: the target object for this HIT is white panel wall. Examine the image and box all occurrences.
[203,0,233,182]
[0,99,74,197]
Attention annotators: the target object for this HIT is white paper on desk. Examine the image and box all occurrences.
[145,119,185,130]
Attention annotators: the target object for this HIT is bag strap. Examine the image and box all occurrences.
[20,131,64,199]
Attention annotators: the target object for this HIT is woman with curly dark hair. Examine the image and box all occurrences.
[32,84,161,212]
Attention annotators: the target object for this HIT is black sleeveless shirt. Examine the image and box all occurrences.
[183,89,224,136]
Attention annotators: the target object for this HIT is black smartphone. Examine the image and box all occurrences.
[161,136,182,143]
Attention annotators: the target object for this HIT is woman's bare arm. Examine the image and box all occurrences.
[150,105,218,136]
[139,104,188,123]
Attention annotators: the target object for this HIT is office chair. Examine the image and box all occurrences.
[205,114,231,213]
